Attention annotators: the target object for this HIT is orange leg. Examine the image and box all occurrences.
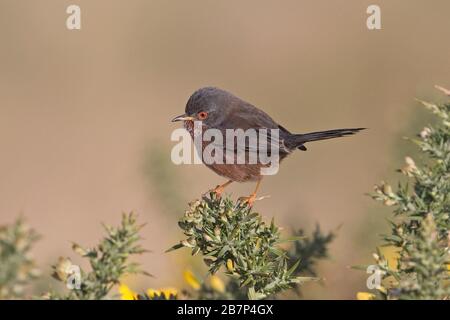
[238,179,262,207]
[211,180,233,198]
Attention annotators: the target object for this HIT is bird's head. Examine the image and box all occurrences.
[171,87,231,128]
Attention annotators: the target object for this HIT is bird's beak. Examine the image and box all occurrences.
[171,113,194,122]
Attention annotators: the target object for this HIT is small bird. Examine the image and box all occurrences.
[172,87,364,205]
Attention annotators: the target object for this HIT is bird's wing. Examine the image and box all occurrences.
[225,103,280,130]
[207,103,291,154]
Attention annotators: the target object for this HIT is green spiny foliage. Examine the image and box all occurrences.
[47,213,148,300]
[168,193,318,300]
[288,225,335,277]
[179,270,248,300]
[369,87,450,300]
[185,226,334,300]
[395,214,449,299]
[0,218,40,299]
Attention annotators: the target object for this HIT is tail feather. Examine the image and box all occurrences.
[288,128,365,150]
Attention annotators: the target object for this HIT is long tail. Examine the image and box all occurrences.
[288,128,365,151]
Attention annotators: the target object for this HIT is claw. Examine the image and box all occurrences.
[204,180,233,199]
[238,194,271,207]
[202,185,225,199]
[212,185,225,197]
[238,194,256,206]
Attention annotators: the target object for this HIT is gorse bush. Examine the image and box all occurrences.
[0,197,333,300]
[288,225,335,277]
[168,193,329,299]
[47,213,148,300]
[365,86,450,300]
[0,218,40,299]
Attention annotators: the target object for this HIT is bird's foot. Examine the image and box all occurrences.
[203,185,225,199]
[238,194,270,207]
[238,194,256,206]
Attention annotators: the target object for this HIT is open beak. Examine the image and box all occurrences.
[171,113,194,122]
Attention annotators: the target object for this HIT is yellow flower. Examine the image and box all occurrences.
[147,287,178,299]
[147,288,159,298]
[161,287,178,299]
[183,270,201,290]
[379,246,400,271]
[226,259,234,272]
[119,284,137,300]
[356,292,376,300]
[210,276,225,293]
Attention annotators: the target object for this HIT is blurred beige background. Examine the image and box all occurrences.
[0,0,449,299]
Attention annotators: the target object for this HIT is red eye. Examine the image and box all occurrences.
[198,111,208,120]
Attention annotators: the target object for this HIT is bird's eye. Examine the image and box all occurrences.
[198,111,208,120]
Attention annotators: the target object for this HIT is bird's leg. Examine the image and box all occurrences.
[210,180,233,198]
[238,179,262,207]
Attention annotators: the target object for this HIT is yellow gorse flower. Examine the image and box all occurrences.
[119,284,137,300]
[209,275,225,293]
[379,246,400,271]
[183,270,201,290]
[147,287,178,299]
[226,259,234,272]
[119,284,177,300]
[356,292,376,300]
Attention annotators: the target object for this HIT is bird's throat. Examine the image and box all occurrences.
[183,120,194,135]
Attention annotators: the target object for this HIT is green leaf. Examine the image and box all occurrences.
[286,259,301,277]
[165,243,184,253]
